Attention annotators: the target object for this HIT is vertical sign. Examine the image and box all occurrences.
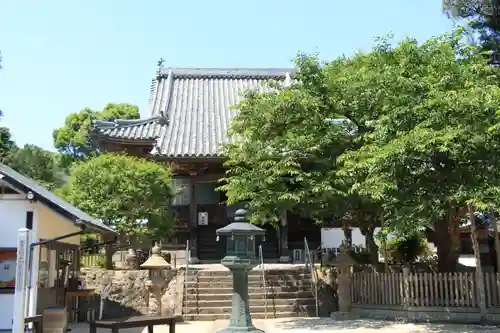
[12,228,30,333]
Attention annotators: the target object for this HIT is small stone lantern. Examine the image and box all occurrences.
[330,245,357,319]
[140,244,170,316]
[216,208,266,333]
[125,248,138,269]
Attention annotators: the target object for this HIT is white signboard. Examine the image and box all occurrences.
[198,212,208,226]
[12,228,31,333]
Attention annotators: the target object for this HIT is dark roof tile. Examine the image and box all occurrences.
[94,67,294,157]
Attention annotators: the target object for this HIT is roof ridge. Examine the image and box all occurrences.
[159,67,295,78]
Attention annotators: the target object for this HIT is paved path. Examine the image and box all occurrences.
[71,318,500,333]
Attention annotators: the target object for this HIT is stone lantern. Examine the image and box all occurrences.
[140,243,170,316]
[330,244,357,319]
[125,248,138,269]
[215,208,266,333]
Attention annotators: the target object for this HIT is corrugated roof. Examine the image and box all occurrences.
[0,163,116,234]
[94,67,294,157]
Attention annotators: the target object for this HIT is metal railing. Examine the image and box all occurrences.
[183,240,189,320]
[258,244,268,319]
[304,237,319,317]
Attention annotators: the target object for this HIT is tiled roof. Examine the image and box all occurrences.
[94,67,294,158]
[0,163,116,234]
[93,115,168,142]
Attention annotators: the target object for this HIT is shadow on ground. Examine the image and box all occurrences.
[273,318,500,333]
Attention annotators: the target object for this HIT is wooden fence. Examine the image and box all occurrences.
[352,271,500,309]
[80,254,104,267]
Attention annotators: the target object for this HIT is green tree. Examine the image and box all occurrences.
[335,27,500,283]
[61,154,175,241]
[219,55,382,263]
[220,56,349,222]
[0,110,16,164]
[443,0,500,61]
[0,53,15,165]
[53,103,140,169]
[6,144,64,190]
[222,28,500,278]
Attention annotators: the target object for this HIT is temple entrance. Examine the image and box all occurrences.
[255,223,279,261]
[197,223,226,261]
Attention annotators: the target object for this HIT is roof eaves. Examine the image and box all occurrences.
[93,115,168,130]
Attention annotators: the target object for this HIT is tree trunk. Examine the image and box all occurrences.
[104,245,115,269]
[493,213,500,273]
[364,226,379,265]
[342,224,353,250]
[468,204,486,319]
[381,214,388,273]
[435,209,461,272]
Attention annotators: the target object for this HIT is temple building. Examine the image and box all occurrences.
[92,63,321,263]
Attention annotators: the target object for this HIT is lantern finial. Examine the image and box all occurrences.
[234,208,249,223]
[152,243,161,255]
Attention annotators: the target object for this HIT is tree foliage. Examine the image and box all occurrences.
[219,56,356,225]
[60,154,175,240]
[337,29,500,233]
[6,144,64,190]
[222,28,500,274]
[53,103,140,169]
[443,0,500,60]
[0,111,15,164]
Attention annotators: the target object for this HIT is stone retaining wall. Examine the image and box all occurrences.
[80,267,184,318]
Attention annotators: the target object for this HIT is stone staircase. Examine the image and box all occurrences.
[183,267,317,320]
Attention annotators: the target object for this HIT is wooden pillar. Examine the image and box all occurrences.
[279,212,289,263]
[492,213,500,272]
[188,177,199,264]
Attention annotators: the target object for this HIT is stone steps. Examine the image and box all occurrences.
[182,267,316,320]
[182,311,310,321]
[185,280,311,288]
[189,269,310,277]
[185,286,312,294]
[185,290,313,301]
[193,274,311,282]
[185,297,315,308]
[185,304,314,315]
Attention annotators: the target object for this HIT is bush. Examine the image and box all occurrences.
[385,233,430,265]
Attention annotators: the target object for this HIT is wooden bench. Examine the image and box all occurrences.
[89,316,177,333]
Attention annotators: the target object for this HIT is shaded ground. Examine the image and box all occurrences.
[71,318,500,333]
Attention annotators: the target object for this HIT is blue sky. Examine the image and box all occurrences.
[0,1,454,151]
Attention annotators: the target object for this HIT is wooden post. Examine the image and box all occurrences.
[381,214,388,273]
[402,266,410,309]
[492,213,500,273]
[468,204,486,319]
[279,212,289,263]
[188,177,199,264]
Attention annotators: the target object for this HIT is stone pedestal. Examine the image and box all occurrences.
[330,248,356,318]
[217,262,264,333]
[337,266,352,313]
[225,268,262,333]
